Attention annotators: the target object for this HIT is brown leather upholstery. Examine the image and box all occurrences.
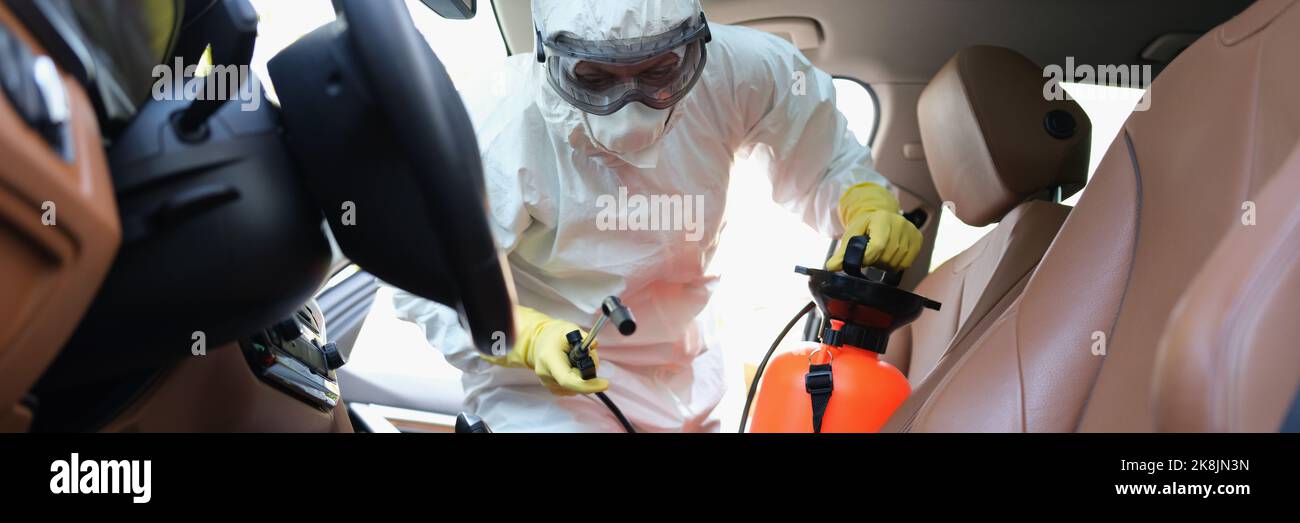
[884,47,1086,384]
[1153,148,1300,432]
[885,201,1068,383]
[918,46,1091,227]
[887,0,1300,432]
[0,5,121,432]
[101,344,354,433]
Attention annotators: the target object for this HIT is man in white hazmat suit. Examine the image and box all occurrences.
[393,0,923,432]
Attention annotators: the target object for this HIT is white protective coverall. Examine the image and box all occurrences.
[393,0,890,432]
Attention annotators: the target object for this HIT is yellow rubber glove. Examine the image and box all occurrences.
[483,306,610,396]
[826,182,923,272]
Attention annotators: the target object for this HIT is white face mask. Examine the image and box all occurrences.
[584,103,673,168]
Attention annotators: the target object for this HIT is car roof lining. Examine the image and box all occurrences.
[493,0,1254,86]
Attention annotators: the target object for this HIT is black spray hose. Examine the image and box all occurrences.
[738,301,817,433]
[595,391,636,433]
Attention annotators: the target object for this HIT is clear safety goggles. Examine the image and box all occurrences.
[536,14,712,116]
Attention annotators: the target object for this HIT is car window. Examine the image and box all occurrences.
[249,0,507,104]
[928,82,1148,271]
[404,0,508,90]
[248,0,337,105]
[1058,82,1148,205]
[834,78,878,146]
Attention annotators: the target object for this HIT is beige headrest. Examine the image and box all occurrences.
[918,46,1092,226]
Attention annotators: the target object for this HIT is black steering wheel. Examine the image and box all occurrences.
[269,0,513,354]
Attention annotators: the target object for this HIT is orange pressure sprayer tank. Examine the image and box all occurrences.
[748,236,941,433]
[750,322,911,433]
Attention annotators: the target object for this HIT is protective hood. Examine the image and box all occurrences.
[533,0,704,44]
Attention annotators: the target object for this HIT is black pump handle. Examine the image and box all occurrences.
[842,235,903,286]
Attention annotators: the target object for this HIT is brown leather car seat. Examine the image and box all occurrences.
[883,46,1091,385]
[885,0,1300,432]
[1153,147,1300,432]
[0,5,121,432]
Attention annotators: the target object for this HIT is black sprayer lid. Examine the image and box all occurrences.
[797,236,941,353]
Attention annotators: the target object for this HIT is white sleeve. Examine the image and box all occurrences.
[390,287,494,373]
[463,54,539,256]
[726,27,889,237]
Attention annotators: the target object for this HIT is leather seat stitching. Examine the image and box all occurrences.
[1074,129,1143,431]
